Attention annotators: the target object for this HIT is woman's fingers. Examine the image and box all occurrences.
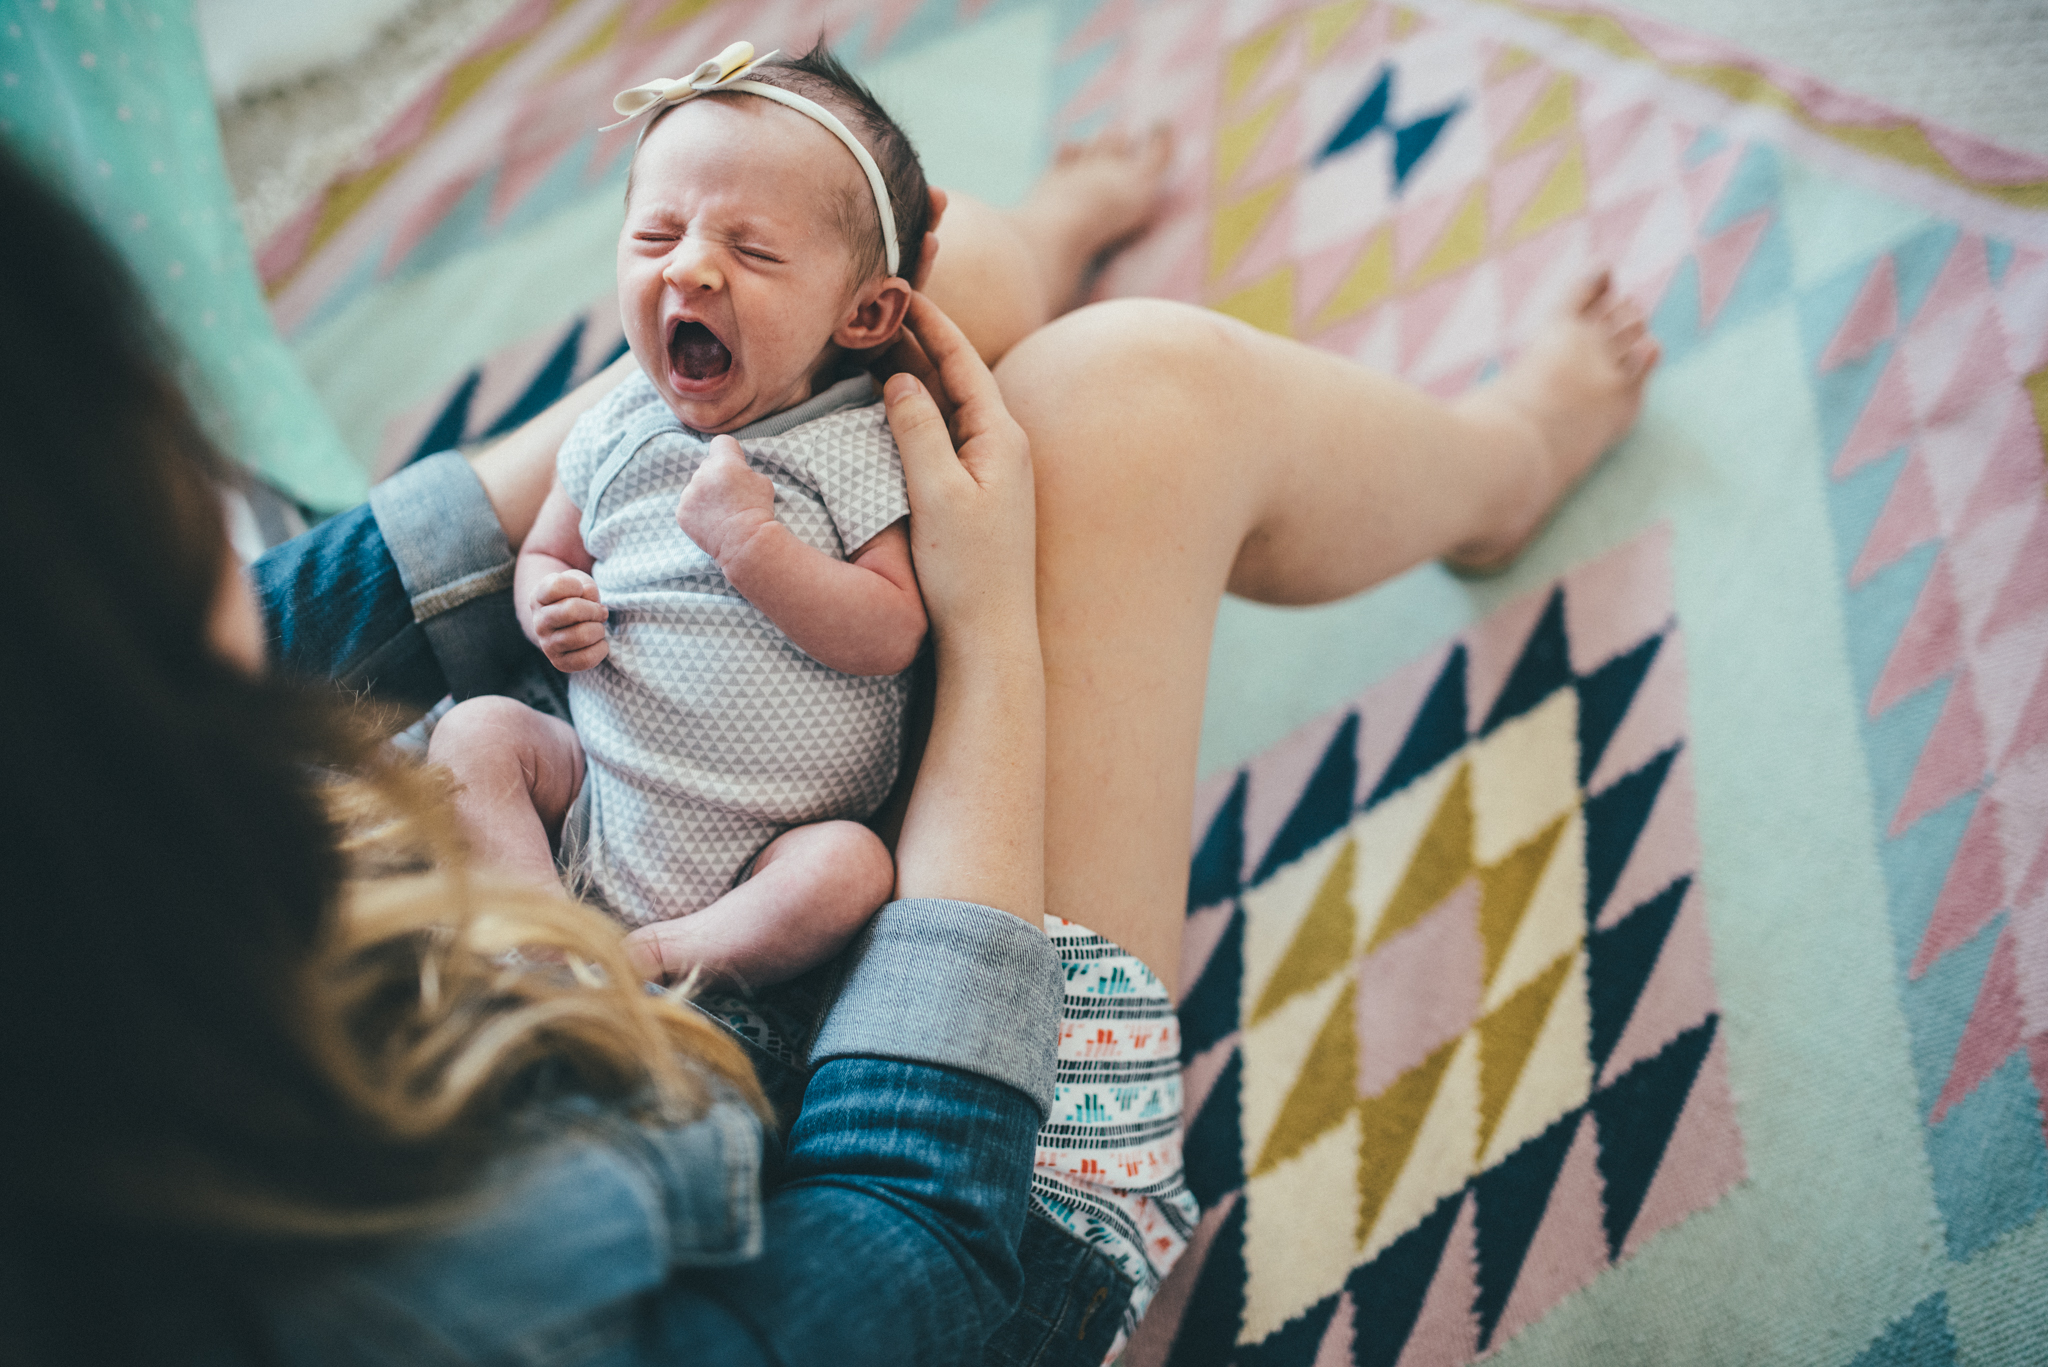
[884,371,966,498]
[869,325,953,429]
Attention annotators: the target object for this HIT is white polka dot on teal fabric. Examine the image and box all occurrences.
[0,0,364,510]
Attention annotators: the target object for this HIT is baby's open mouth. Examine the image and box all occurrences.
[670,321,732,381]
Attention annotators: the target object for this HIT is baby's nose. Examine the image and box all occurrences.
[663,238,724,291]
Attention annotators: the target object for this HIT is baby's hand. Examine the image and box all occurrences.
[677,436,777,566]
[531,570,609,672]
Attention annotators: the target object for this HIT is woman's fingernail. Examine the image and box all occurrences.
[885,373,922,404]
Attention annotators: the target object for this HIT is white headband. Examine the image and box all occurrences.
[607,42,901,276]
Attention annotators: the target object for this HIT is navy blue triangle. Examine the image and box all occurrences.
[1391,103,1462,190]
[1347,1189,1465,1367]
[1581,744,1678,923]
[1472,1108,1583,1348]
[1365,647,1469,808]
[1183,1047,1245,1210]
[407,369,480,466]
[1163,1197,1248,1367]
[1188,771,1248,910]
[1479,589,1572,735]
[484,318,586,439]
[1179,903,1244,1063]
[1574,634,1662,786]
[1590,1014,1717,1259]
[1235,1287,1341,1367]
[1586,875,1690,1072]
[1317,66,1392,163]
[1250,713,1360,884]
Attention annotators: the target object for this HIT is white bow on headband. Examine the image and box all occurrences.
[605,41,901,276]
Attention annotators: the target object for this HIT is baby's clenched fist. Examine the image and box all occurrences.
[677,436,777,567]
[531,569,609,672]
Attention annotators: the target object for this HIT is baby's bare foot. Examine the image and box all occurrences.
[1447,273,1659,572]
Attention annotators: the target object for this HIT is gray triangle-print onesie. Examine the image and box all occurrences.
[555,368,912,927]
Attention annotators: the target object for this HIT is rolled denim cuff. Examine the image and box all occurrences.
[367,451,524,699]
[810,899,1061,1118]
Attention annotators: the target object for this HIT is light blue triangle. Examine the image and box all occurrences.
[1778,156,1936,290]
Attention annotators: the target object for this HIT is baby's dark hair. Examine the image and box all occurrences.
[732,41,932,283]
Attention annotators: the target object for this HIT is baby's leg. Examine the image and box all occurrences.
[926,130,1173,365]
[427,695,585,891]
[622,820,894,989]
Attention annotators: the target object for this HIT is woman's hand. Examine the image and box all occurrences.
[883,292,1036,654]
[881,293,1044,922]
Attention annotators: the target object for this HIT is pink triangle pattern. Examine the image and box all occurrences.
[1870,554,1964,719]
[1694,209,1771,330]
[1355,880,1485,1096]
[1313,1289,1360,1367]
[1394,1192,1482,1367]
[1820,255,1900,372]
[1851,450,1942,587]
[1957,397,2048,536]
[1981,502,2048,642]
[1931,928,2026,1124]
[1913,794,2012,978]
[1833,353,1919,477]
[1618,1028,1747,1260]
[1891,668,1990,836]
[1492,1112,1612,1344]
[1601,880,1718,1088]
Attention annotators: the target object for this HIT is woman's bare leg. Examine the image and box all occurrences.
[1000,278,1659,991]
[924,131,1173,365]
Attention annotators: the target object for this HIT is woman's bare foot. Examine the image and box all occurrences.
[1005,126,1174,312]
[1446,273,1660,572]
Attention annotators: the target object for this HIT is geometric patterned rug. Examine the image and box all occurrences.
[1134,526,1744,1366]
[240,0,2048,1361]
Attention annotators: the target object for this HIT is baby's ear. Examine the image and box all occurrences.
[834,275,914,354]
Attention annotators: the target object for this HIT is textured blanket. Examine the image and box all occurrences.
[255,1,2048,1362]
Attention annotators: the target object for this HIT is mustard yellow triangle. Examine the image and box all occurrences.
[1355,1036,1458,1244]
[1476,813,1568,986]
[1226,26,1288,107]
[1216,92,1290,192]
[1475,950,1574,1157]
[1254,982,1360,1176]
[1500,73,1577,158]
[1311,227,1395,331]
[2026,369,2048,464]
[1252,840,1359,1024]
[1487,44,1537,82]
[1366,765,1476,951]
[551,10,621,76]
[1214,266,1297,336]
[305,160,404,267]
[638,0,718,38]
[1511,139,1587,241]
[434,37,534,130]
[1211,178,1292,281]
[1408,183,1490,288]
[1306,0,1371,63]
[1390,6,1423,39]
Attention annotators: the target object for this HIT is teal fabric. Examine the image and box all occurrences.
[0,0,363,510]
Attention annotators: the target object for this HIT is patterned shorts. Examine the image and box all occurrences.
[695,916,1199,1362]
[1033,916,1201,1362]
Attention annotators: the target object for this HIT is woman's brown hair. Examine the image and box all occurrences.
[0,144,761,1363]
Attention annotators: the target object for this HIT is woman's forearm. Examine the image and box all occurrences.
[891,630,1044,922]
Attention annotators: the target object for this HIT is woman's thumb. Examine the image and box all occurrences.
[885,372,954,484]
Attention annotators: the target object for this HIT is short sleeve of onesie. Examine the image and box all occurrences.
[781,403,911,555]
